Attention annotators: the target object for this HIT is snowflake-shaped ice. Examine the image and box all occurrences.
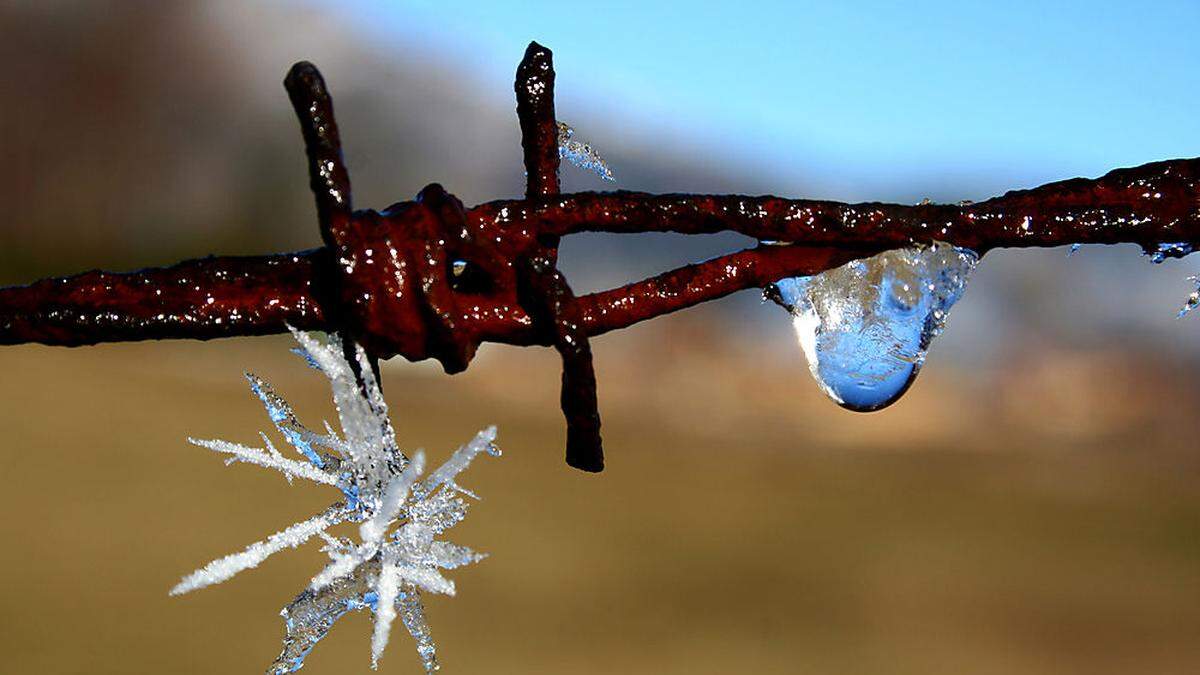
[170,329,499,673]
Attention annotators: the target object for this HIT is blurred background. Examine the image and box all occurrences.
[1,1,1199,673]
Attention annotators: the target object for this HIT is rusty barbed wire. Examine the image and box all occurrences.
[2,41,1199,471]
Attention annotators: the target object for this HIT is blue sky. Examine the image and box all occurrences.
[323,1,1198,201]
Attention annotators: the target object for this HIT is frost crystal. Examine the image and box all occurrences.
[1149,242,1193,263]
[557,121,614,181]
[1179,276,1200,318]
[172,329,500,674]
[769,242,977,411]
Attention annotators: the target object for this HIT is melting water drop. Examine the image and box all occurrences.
[767,242,978,411]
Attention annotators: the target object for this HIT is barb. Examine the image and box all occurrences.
[284,61,380,389]
[513,43,604,472]
[2,40,1199,471]
[284,61,353,247]
[515,41,561,201]
[519,253,603,472]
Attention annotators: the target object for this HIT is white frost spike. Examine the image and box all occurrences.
[429,541,487,569]
[371,551,404,668]
[362,450,426,545]
[261,433,286,464]
[289,328,397,470]
[188,438,339,486]
[423,425,498,494]
[557,121,614,181]
[309,541,376,591]
[398,583,437,673]
[171,507,344,596]
[173,330,499,674]
[395,562,456,596]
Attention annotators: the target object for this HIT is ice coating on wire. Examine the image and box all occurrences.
[171,329,500,673]
[1149,242,1194,263]
[1179,276,1200,318]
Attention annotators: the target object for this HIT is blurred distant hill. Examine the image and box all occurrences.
[0,1,750,283]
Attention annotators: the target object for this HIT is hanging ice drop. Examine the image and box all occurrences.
[767,242,978,411]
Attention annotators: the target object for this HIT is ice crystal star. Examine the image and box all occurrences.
[171,329,499,673]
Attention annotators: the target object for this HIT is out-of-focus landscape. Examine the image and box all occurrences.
[1,2,1198,674]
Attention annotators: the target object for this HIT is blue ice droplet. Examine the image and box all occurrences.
[769,242,977,411]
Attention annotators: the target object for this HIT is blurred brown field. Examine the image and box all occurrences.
[0,326,1198,675]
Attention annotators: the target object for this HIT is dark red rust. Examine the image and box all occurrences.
[2,40,1199,471]
[515,41,561,201]
[573,245,872,338]
[471,157,1200,255]
[285,61,354,248]
[514,43,604,471]
[284,60,380,387]
[0,251,331,346]
[519,254,603,472]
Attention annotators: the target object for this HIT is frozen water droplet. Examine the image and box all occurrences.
[557,121,614,181]
[1179,276,1200,318]
[1148,242,1193,263]
[768,242,977,411]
